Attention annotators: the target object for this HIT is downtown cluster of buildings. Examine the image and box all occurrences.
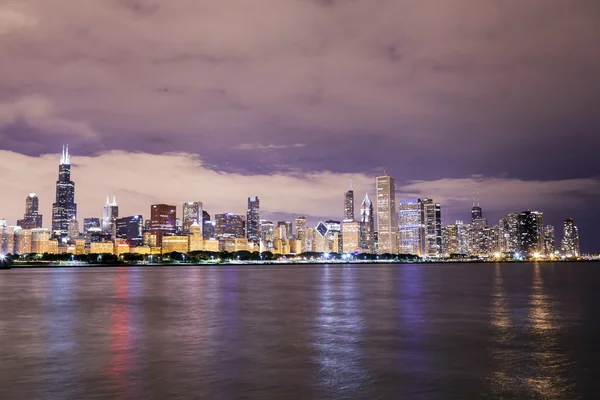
[0,146,581,259]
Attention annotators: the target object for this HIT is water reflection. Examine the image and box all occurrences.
[313,266,367,397]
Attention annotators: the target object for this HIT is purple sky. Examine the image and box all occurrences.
[1,0,599,251]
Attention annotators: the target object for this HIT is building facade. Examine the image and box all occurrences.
[17,193,43,229]
[246,197,260,243]
[359,193,375,253]
[52,145,77,234]
[182,202,203,235]
[150,204,177,246]
[398,198,424,256]
[376,175,397,254]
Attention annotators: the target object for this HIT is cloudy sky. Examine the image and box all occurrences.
[1,0,599,251]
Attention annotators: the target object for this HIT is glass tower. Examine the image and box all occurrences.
[51,145,77,234]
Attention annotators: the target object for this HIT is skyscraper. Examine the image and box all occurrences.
[16,193,43,229]
[83,218,100,233]
[398,198,425,256]
[150,204,177,246]
[182,201,203,234]
[518,210,539,256]
[506,212,519,252]
[246,196,260,243]
[295,216,307,252]
[116,215,144,246]
[543,225,556,255]
[423,199,442,257]
[52,145,77,234]
[471,205,483,223]
[562,218,580,257]
[215,213,246,238]
[102,196,119,236]
[376,175,397,254]
[344,190,355,221]
[359,193,375,253]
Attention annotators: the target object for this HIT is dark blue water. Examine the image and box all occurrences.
[0,263,599,399]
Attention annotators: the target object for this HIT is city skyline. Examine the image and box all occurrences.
[0,146,588,254]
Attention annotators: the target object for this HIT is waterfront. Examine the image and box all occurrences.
[0,263,598,399]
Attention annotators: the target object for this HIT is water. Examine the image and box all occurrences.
[0,263,599,399]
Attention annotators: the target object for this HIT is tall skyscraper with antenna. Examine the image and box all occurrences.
[51,145,77,234]
[102,196,119,237]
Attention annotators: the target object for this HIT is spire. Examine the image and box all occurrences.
[362,192,371,206]
[106,196,110,205]
[60,144,70,165]
[112,195,117,206]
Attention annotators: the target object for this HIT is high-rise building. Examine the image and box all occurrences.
[116,215,144,246]
[506,213,519,252]
[102,196,119,236]
[276,221,289,241]
[359,193,375,253]
[295,216,307,252]
[376,175,397,254]
[83,218,100,233]
[16,193,43,229]
[398,198,425,256]
[150,204,177,246]
[67,219,79,242]
[471,205,483,223]
[344,190,355,221]
[422,199,442,257]
[215,213,246,238]
[445,224,459,255]
[543,225,556,255]
[182,202,203,235]
[342,220,361,253]
[532,211,544,253]
[52,145,77,234]
[518,210,539,256]
[325,220,342,253]
[246,197,260,243]
[562,218,580,257]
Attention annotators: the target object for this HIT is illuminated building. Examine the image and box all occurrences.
[246,197,260,243]
[90,241,114,254]
[376,175,397,254]
[518,210,539,256]
[469,217,488,256]
[75,238,86,255]
[543,225,556,255]
[150,204,177,245]
[506,212,519,252]
[423,199,442,257]
[102,196,119,236]
[471,205,482,223]
[289,239,303,254]
[51,145,77,234]
[0,225,16,254]
[31,228,51,254]
[116,215,144,246]
[47,239,59,254]
[175,218,183,235]
[260,220,275,249]
[220,237,250,253]
[203,239,219,252]
[16,193,43,229]
[83,218,100,233]
[344,190,355,221]
[189,221,203,252]
[359,193,375,253]
[342,221,361,253]
[532,211,544,253]
[325,220,341,253]
[313,222,330,253]
[562,218,580,257]
[275,223,288,241]
[182,202,203,235]
[295,216,307,252]
[161,236,189,254]
[16,229,33,254]
[398,198,425,256]
[215,213,245,238]
[203,218,215,240]
[67,219,80,242]
[445,224,459,255]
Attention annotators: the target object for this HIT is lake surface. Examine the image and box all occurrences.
[0,263,599,399]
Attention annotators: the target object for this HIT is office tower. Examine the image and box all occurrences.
[342,221,361,253]
[15,228,33,254]
[543,225,556,255]
[116,215,144,246]
[102,196,119,236]
[150,204,177,246]
[325,220,342,253]
[215,213,245,238]
[376,175,397,254]
[532,211,544,253]
[562,218,580,257]
[313,221,330,253]
[285,221,293,239]
[295,216,307,251]
[398,198,425,256]
[276,221,289,241]
[344,190,355,221]
[83,218,100,233]
[445,224,459,255]
[506,212,519,252]
[455,221,469,254]
[175,218,183,235]
[359,193,375,253]
[471,205,483,223]
[52,145,77,233]
[260,220,275,242]
[469,217,488,256]
[67,219,79,242]
[518,211,539,256]
[422,199,442,257]
[31,228,51,254]
[16,193,43,229]
[246,197,260,243]
[182,202,203,235]
[189,221,203,252]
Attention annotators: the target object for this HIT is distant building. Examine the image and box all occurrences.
[150,204,177,246]
[423,199,442,257]
[116,215,144,247]
[506,212,519,252]
[246,197,260,243]
[67,219,79,243]
[445,223,459,255]
[295,216,307,252]
[182,202,203,235]
[83,218,100,233]
[215,213,245,238]
[562,218,580,257]
[359,193,375,253]
[16,193,43,229]
[543,225,556,255]
[376,175,397,254]
[398,198,424,256]
[51,145,77,234]
[344,190,355,221]
[102,196,119,237]
[518,210,540,256]
[342,221,361,253]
